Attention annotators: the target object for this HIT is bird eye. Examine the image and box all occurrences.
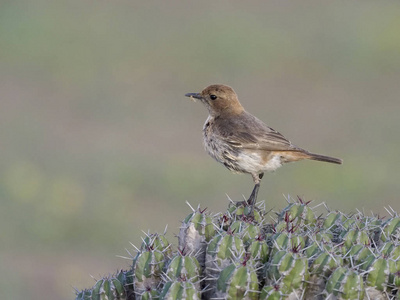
[210,94,217,100]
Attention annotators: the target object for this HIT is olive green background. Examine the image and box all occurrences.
[1,1,399,299]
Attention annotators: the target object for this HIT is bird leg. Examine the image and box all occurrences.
[246,173,264,215]
[234,173,264,216]
[247,183,260,207]
[233,184,259,214]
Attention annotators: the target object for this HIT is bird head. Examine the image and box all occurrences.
[185,84,244,117]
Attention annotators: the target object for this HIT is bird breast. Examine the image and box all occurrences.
[203,117,228,164]
[202,116,283,174]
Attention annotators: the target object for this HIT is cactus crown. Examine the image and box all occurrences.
[76,197,400,299]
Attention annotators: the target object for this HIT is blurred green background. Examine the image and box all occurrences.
[1,0,399,298]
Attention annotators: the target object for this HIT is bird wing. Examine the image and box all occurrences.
[216,111,302,152]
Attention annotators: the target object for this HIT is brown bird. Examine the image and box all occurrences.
[185,84,342,211]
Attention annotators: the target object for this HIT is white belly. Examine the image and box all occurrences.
[235,152,283,173]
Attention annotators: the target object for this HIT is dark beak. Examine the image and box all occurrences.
[185,93,203,100]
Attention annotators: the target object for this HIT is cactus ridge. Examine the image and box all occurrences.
[77,197,400,299]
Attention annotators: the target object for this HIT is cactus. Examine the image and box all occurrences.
[160,280,200,300]
[266,248,309,296]
[86,276,127,300]
[259,285,285,300]
[214,259,259,300]
[137,287,160,300]
[76,197,400,300]
[132,237,167,297]
[366,257,390,292]
[75,289,92,300]
[115,270,134,299]
[248,234,270,271]
[165,250,201,290]
[324,267,365,299]
[204,228,245,298]
[178,205,216,269]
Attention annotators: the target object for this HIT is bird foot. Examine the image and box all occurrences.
[233,200,255,218]
[235,200,249,207]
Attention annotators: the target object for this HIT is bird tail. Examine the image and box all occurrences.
[307,152,343,165]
